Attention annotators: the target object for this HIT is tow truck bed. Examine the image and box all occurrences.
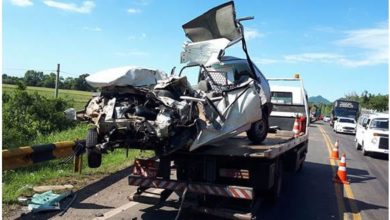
[180,130,308,159]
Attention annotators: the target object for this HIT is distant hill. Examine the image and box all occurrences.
[309,95,331,104]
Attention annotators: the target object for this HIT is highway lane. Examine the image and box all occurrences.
[12,122,388,220]
[321,121,388,220]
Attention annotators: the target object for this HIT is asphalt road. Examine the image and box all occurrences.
[11,121,388,220]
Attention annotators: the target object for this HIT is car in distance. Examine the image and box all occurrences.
[333,117,356,134]
[355,113,389,156]
[323,116,331,122]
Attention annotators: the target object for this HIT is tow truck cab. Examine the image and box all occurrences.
[268,75,309,131]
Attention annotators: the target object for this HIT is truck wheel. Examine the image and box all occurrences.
[87,147,102,168]
[297,161,304,172]
[247,117,268,144]
[86,128,101,168]
[362,144,369,156]
[86,127,98,147]
[355,141,361,150]
[266,160,283,203]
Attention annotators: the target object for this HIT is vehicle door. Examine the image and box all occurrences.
[362,117,371,146]
[356,116,365,143]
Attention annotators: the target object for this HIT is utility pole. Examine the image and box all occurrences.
[55,63,60,98]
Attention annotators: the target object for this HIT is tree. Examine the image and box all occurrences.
[363,93,388,112]
[62,77,75,90]
[3,74,23,84]
[41,72,57,88]
[72,74,94,91]
[24,70,44,86]
[344,92,359,102]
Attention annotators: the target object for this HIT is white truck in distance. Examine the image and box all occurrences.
[268,75,309,132]
[355,113,389,156]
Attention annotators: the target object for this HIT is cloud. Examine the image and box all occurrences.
[257,25,388,68]
[284,53,343,63]
[10,0,33,7]
[43,0,95,13]
[337,28,387,49]
[127,8,141,14]
[334,26,388,67]
[83,26,102,32]
[244,28,263,40]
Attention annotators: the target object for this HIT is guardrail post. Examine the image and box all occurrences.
[73,154,83,174]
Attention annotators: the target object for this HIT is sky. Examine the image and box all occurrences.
[3,0,389,101]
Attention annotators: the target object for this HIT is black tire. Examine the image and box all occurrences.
[86,128,98,147]
[355,141,361,150]
[266,159,283,203]
[86,128,102,168]
[87,147,102,168]
[297,161,304,172]
[362,144,369,156]
[247,117,268,144]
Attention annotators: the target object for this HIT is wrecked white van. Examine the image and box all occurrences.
[76,1,272,168]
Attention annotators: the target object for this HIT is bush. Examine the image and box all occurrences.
[3,87,76,148]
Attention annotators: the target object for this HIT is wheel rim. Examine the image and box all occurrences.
[256,120,266,135]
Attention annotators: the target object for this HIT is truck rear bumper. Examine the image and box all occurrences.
[128,175,254,200]
[364,147,389,154]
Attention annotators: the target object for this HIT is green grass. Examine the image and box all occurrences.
[31,123,90,145]
[2,84,92,110]
[2,117,154,215]
[2,83,155,215]
[3,148,151,204]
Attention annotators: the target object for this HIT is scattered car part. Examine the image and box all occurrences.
[33,185,74,193]
[27,190,73,213]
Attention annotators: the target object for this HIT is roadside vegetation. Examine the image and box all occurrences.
[2,85,153,215]
[311,91,388,116]
[3,144,151,215]
[2,83,91,110]
[3,84,91,149]
[3,70,95,92]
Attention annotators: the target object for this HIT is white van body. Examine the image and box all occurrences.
[266,77,309,133]
[270,85,306,105]
[355,113,389,155]
[269,84,308,118]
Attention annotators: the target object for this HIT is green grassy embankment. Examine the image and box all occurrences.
[2,84,154,215]
[2,84,92,110]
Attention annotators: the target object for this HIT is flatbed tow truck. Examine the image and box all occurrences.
[127,76,309,220]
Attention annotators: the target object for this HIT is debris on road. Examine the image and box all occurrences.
[33,184,74,193]
[27,190,73,213]
[58,192,77,216]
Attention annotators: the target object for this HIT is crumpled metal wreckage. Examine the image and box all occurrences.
[72,1,271,168]
[80,71,262,155]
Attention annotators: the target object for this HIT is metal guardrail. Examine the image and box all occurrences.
[2,140,85,171]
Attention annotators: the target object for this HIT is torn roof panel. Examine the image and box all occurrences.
[86,66,167,88]
[182,1,242,43]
